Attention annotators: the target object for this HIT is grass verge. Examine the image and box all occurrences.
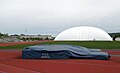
[0,41,120,49]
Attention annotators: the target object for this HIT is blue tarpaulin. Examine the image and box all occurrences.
[22,44,110,60]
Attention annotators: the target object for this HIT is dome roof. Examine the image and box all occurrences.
[54,26,112,41]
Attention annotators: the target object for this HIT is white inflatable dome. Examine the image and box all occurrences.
[54,26,112,41]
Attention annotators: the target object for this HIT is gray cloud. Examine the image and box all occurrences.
[0,0,120,36]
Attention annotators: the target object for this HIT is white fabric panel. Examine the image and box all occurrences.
[54,26,112,41]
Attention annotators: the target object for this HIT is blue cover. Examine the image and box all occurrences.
[22,44,110,60]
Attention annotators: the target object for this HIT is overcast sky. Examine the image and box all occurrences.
[0,0,120,36]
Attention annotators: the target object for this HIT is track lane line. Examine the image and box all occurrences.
[0,63,41,73]
[0,70,6,73]
[40,60,120,68]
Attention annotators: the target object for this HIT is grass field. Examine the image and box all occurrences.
[0,41,120,49]
[40,41,120,49]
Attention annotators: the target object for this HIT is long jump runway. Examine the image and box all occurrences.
[0,51,120,73]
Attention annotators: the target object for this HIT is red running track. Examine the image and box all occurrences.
[0,41,53,46]
[0,51,120,73]
[0,41,39,46]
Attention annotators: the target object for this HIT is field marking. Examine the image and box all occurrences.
[0,70,6,73]
[40,60,120,68]
[0,63,41,73]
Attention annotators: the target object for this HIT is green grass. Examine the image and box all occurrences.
[40,41,120,49]
[0,44,39,49]
[0,41,120,49]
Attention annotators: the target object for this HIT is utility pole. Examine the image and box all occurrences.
[25,29,27,35]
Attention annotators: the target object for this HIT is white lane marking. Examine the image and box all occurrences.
[40,60,120,68]
[0,63,41,73]
[0,70,6,73]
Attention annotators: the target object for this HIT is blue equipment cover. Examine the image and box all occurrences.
[22,44,110,60]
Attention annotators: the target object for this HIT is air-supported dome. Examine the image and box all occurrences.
[54,26,112,41]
